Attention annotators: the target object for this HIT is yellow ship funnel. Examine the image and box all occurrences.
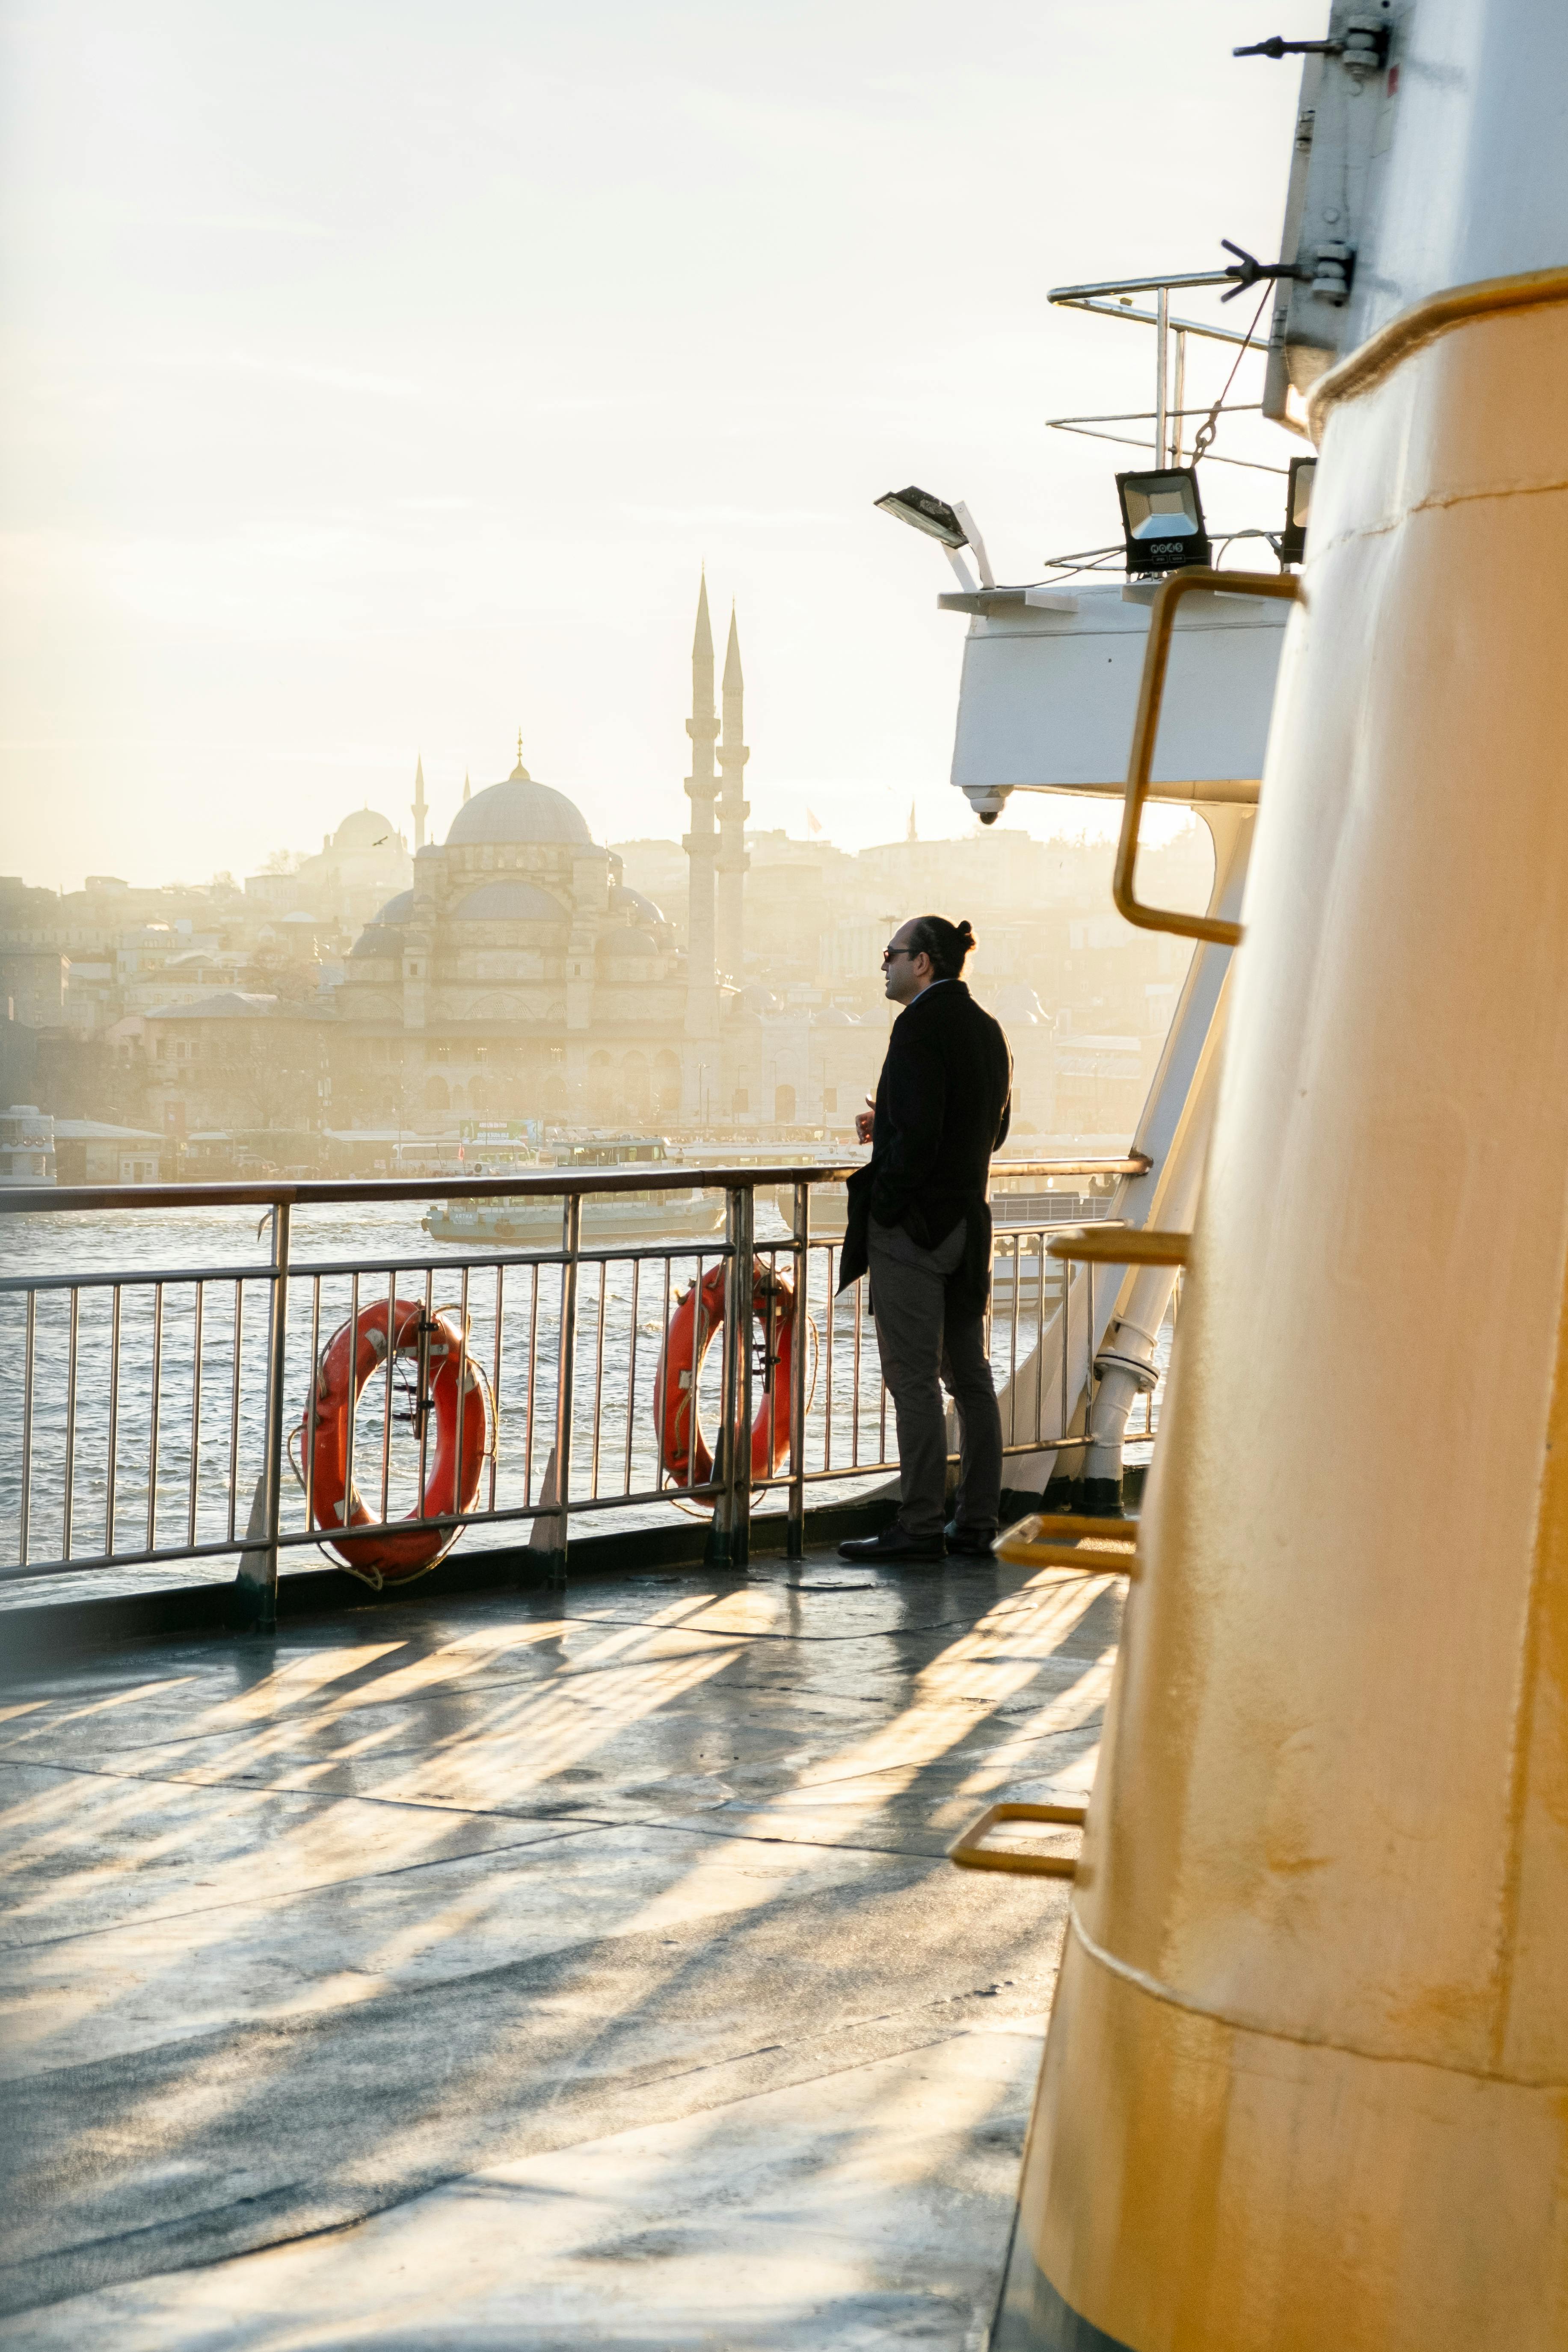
[985,240,1568,2352]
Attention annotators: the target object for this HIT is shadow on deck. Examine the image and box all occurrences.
[0,1549,1121,2348]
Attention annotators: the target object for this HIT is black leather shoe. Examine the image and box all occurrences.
[838,1526,946,1564]
[944,1521,996,1558]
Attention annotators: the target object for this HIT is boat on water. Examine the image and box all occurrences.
[421,1136,726,1248]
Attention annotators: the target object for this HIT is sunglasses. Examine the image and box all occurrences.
[881,945,917,965]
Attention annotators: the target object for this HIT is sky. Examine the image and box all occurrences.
[0,1,1305,888]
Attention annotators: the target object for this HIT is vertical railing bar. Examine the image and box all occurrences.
[624,1256,640,1497]
[378,1268,395,1527]
[146,1283,164,1552]
[660,1253,671,1493]
[226,1280,243,1545]
[453,1263,471,1522]
[186,1282,204,1549]
[788,1180,809,1560]
[851,1271,863,1467]
[62,1286,80,1561]
[590,1258,607,1496]
[489,1263,505,1514]
[524,1263,539,1505]
[1009,1235,1021,1448]
[1036,1234,1046,1449]
[1061,1257,1070,1449]
[823,1241,835,1472]
[738,1194,757,1561]
[711,1183,752,1569]
[690,1248,704,1499]
[343,1270,360,1534]
[551,1194,582,1585]
[1087,1258,1094,1463]
[105,1285,122,1559]
[19,1292,36,1566]
[763,1244,778,1480]
[304,1274,322,1533]
[415,1266,433,1520]
[252,1203,291,1629]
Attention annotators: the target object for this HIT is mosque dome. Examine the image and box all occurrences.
[610,883,667,926]
[332,808,399,851]
[372,890,415,925]
[445,757,593,849]
[451,881,567,923]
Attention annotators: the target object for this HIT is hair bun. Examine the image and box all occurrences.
[956,919,975,945]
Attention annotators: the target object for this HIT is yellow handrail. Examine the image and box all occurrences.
[1115,565,1304,947]
[1046,1227,1190,1266]
[949,1799,1087,1877]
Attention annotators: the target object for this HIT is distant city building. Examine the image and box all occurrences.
[1,573,1215,1161]
[245,807,412,931]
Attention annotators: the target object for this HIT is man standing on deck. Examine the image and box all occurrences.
[836,915,1013,1563]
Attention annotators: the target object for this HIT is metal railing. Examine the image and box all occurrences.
[0,1155,1162,1625]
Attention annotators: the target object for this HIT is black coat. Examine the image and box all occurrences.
[838,980,1013,1313]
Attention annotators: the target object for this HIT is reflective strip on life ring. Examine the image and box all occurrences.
[302,1297,487,1579]
[653,1257,800,1497]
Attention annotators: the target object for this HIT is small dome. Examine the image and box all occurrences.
[599,928,656,960]
[332,808,398,851]
[610,883,666,925]
[373,889,415,925]
[451,880,567,923]
[445,760,593,848]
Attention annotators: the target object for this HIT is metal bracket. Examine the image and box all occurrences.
[1047,1228,1191,1268]
[949,1800,1087,1877]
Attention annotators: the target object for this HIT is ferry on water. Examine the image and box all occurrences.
[421,1136,727,1247]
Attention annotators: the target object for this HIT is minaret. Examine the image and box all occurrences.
[412,754,427,850]
[716,602,750,984]
[683,574,720,1068]
[462,771,471,803]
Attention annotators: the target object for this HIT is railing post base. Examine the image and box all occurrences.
[234,1466,277,1634]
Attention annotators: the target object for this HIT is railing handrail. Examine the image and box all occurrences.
[1,1152,1168,1611]
[0,1153,1149,1219]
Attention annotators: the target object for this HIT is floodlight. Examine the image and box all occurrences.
[874,485,996,591]
[1115,467,1211,576]
[1279,455,1316,566]
[874,485,969,548]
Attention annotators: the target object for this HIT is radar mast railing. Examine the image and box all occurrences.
[1044,266,1281,501]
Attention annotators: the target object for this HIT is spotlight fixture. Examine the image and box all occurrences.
[1115,467,1211,576]
[874,485,967,548]
[1279,454,1316,566]
[874,486,995,589]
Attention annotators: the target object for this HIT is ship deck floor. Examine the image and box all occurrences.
[0,1549,1120,2349]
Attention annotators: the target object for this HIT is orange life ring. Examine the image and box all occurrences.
[302,1298,488,1578]
[654,1258,801,1497]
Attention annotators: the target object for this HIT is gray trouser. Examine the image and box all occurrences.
[868,1215,1003,1541]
